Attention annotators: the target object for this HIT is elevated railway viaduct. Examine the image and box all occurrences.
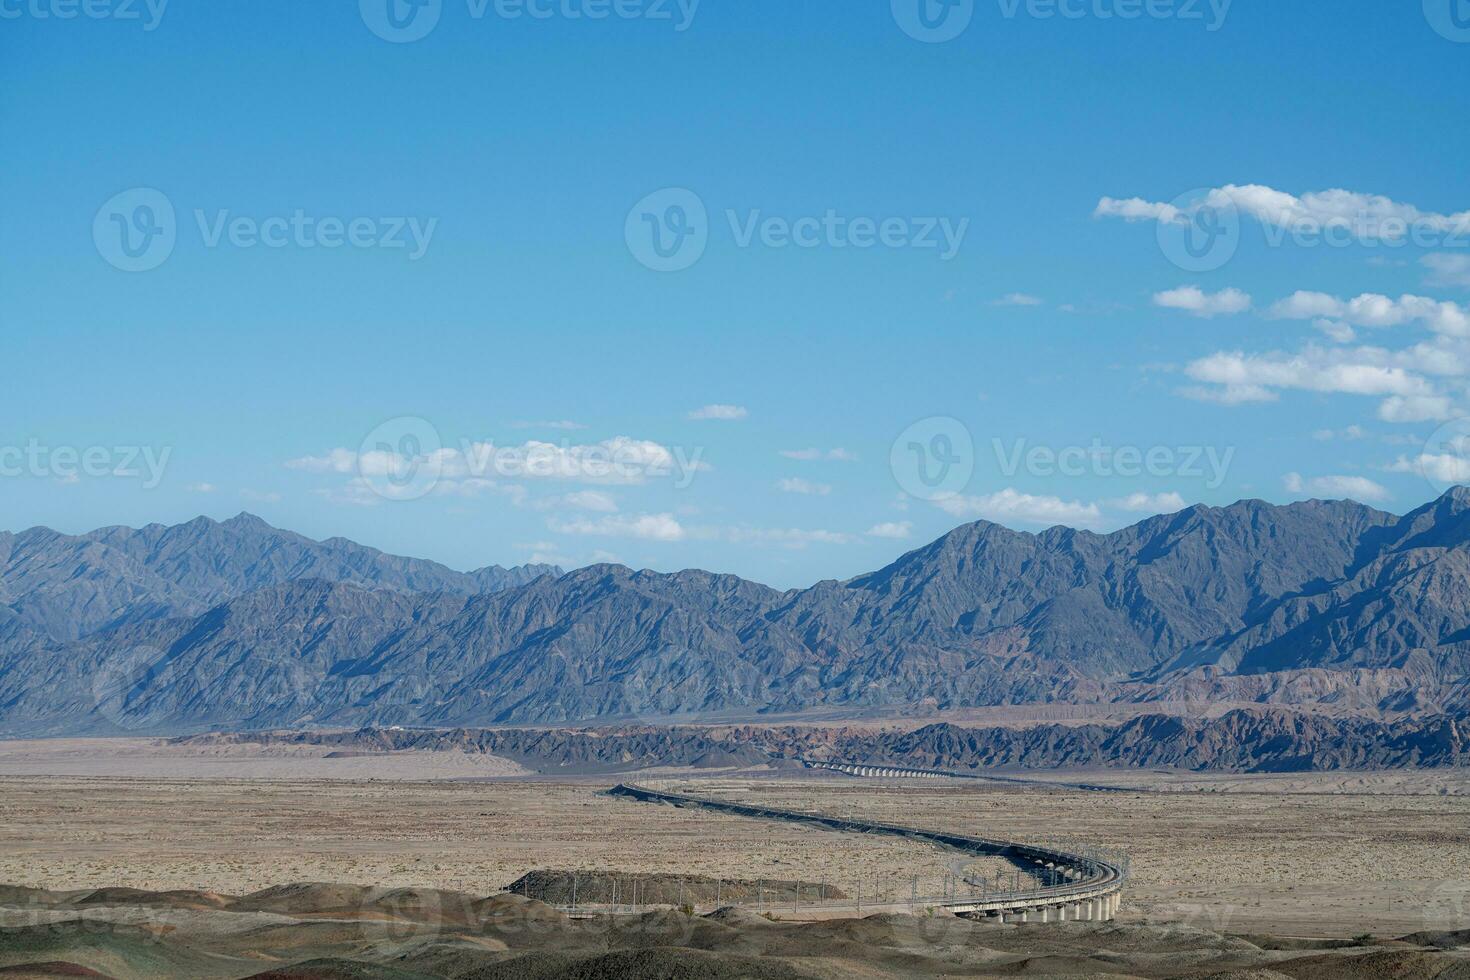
[609,783,1127,924]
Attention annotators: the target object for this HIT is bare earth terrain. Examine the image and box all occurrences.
[1,740,1468,977]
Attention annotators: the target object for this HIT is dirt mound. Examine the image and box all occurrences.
[233,884,383,915]
[245,958,439,979]
[467,894,567,926]
[701,907,779,928]
[506,870,843,906]
[453,947,817,980]
[70,888,230,911]
[0,964,114,979]
[0,891,66,912]
[1396,928,1470,949]
[0,920,222,978]
[7,877,1470,979]
[232,884,488,925]
[1271,949,1468,979]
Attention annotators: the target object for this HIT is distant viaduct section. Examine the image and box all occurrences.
[609,783,1128,924]
[803,759,1137,793]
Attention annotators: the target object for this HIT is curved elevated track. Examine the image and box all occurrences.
[609,783,1127,923]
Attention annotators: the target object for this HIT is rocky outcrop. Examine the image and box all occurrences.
[184,711,1469,773]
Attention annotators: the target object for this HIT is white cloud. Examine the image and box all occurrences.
[1093,197,1181,223]
[1312,425,1366,441]
[1187,348,1434,397]
[776,477,831,496]
[1423,253,1470,289]
[311,476,526,507]
[548,512,686,542]
[1267,292,1470,336]
[240,489,283,503]
[995,292,1043,307]
[1153,285,1252,318]
[779,448,858,462]
[1180,343,1461,421]
[1097,184,1470,243]
[865,521,913,539]
[934,488,1103,528]
[538,490,618,512]
[1178,383,1277,405]
[1283,473,1391,503]
[288,436,703,489]
[185,482,217,493]
[724,527,852,548]
[1388,449,1470,485]
[688,404,748,421]
[1313,319,1356,344]
[1109,492,1187,513]
[1377,394,1454,423]
[516,541,576,567]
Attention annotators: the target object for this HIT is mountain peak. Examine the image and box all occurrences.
[222,512,272,529]
[1440,485,1470,507]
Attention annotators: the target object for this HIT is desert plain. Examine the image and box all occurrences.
[1,738,1468,939]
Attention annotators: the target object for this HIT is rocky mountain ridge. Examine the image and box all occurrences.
[4,492,1470,735]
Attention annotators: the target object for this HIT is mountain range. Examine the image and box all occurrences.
[4,490,1470,735]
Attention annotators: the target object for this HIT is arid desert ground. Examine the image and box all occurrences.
[2,738,1469,939]
[3,739,1470,978]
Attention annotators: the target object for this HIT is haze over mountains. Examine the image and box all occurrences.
[4,491,1470,736]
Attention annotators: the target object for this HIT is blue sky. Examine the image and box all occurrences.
[4,0,1470,586]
